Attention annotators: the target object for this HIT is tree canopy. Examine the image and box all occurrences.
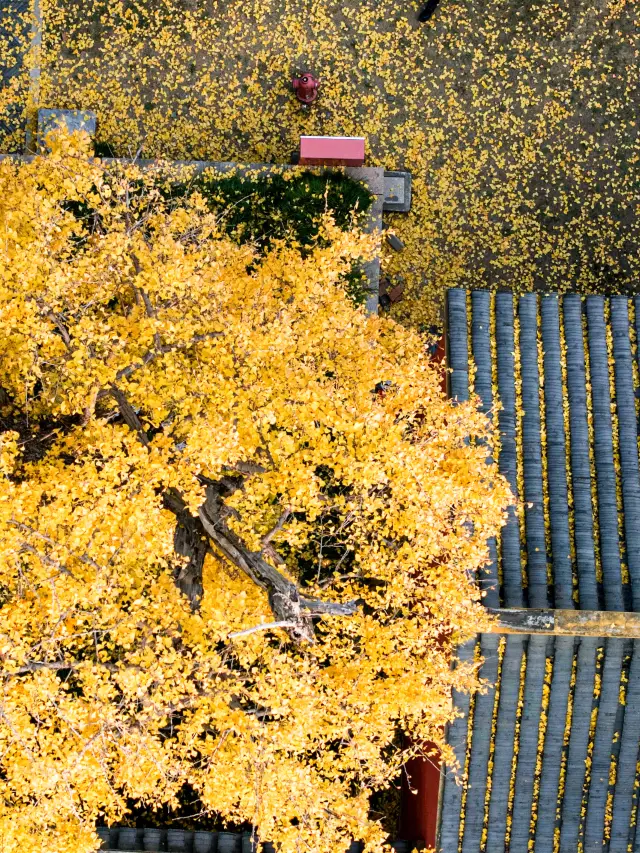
[0,133,510,853]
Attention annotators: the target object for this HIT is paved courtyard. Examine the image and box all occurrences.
[1,0,639,327]
[0,0,29,148]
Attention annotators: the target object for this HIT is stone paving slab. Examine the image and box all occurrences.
[0,0,30,150]
[383,171,411,213]
[37,107,97,150]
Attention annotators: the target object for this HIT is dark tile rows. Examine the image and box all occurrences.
[440,290,640,852]
[440,635,639,853]
[446,289,640,612]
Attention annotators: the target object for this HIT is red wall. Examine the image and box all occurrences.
[398,743,441,849]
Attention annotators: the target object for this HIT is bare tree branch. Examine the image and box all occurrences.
[261,508,291,549]
[8,521,101,570]
[95,331,223,399]
[234,461,268,476]
[228,621,297,640]
[7,661,78,675]
[18,542,74,578]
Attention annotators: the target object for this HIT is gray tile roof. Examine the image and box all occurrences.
[440,290,640,853]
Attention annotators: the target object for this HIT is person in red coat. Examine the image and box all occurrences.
[292,73,319,105]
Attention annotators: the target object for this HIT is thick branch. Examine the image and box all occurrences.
[109,384,150,447]
[234,461,267,476]
[299,597,359,616]
[82,383,100,425]
[196,485,359,643]
[139,288,157,320]
[198,497,314,643]
[162,489,207,610]
[27,296,72,351]
[43,308,72,351]
[92,381,357,639]
[136,280,163,351]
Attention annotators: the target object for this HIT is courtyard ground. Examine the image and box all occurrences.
[0,0,639,328]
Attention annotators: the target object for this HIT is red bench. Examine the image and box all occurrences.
[298,136,365,167]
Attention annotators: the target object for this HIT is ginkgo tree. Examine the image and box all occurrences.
[0,132,511,853]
